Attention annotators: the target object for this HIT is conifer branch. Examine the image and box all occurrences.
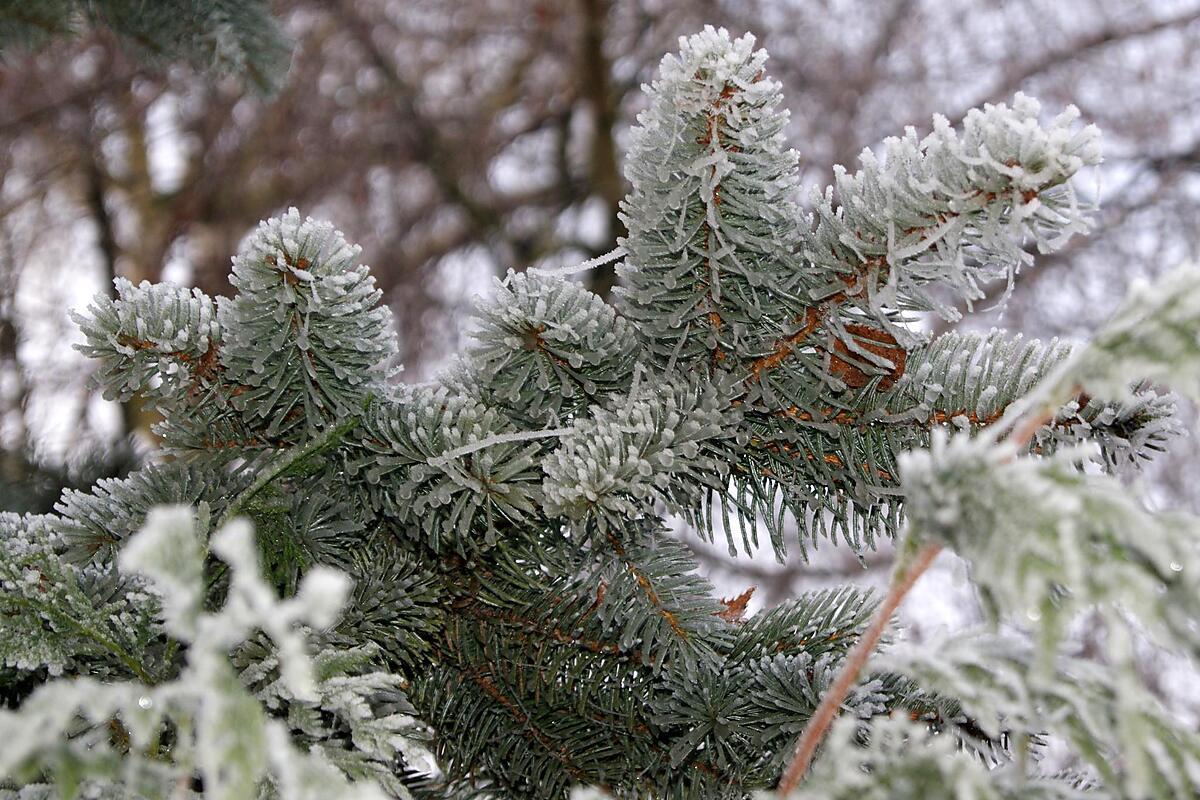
[455,603,640,661]
[7,22,1192,800]
[215,411,362,532]
[605,531,691,643]
[4,594,155,684]
[462,665,595,785]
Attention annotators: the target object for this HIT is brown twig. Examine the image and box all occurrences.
[775,399,1057,794]
[776,540,942,794]
[1007,406,1057,453]
[605,532,690,640]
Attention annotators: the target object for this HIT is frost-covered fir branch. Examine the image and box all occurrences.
[618,26,806,368]
[804,93,1099,328]
[614,26,1165,556]
[2,23,1198,800]
[876,634,1200,799]
[0,512,157,683]
[776,714,1094,800]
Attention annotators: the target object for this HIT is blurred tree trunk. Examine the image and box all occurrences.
[579,0,625,300]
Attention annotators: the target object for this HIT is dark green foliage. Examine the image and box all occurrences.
[0,0,291,94]
[331,539,444,672]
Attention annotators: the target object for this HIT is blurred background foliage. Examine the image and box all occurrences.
[0,0,1197,614]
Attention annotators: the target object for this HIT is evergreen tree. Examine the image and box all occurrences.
[1,21,1199,800]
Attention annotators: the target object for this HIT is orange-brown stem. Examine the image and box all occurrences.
[775,398,1057,793]
[776,540,943,794]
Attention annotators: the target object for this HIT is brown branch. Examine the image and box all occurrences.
[941,9,1200,130]
[748,308,823,382]
[578,0,624,300]
[772,405,1005,428]
[825,0,916,172]
[776,540,943,793]
[456,600,639,661]
[687,535,896,606]
[750,437,895,481]
[744,393,1091,490]
[776,401,1059,792]
[700,95,732,365]
[196,436,275,450]
[464,666,595,785]
[334,0,500,234]
[115,335,222,386]
[0,72,134,135]
[1008,405,1060,452]
[605,531,690,641]
[441,626,738,790]
[747,170,1050,390]
[85,157,119,281]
